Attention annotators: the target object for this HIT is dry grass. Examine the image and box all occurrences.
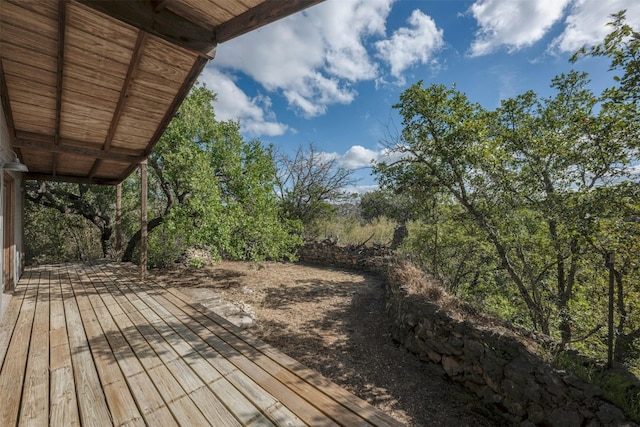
[385,259,546,354]
[314,217,397,246]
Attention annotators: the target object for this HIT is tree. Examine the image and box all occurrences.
[376,68,636,345]
[25,181,115,258]
[359,188,413,224]
[570,11,640,362]
[26,83,301,266]
[276,143,357,234]
[571,10,640,105]
[25,192,106,262]
[123,83,302,265]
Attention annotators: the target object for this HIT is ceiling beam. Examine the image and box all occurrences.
[88,30,148,180]
[215,0,325,43]
[13,133,144,163]
[24,172,120,186]
[118,55,208,183]
[52,0,68,177]
[75,0,217,58]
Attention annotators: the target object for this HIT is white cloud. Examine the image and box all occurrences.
[313,0,392,81]
[212,0,395,120]
[199,68,289,137]
[551,0,640,53]
[378,146,411,165]
[469,0,571,56]
[341,145,379,169]
[349,184,380,194]
[375,9,444,82]
[318,144,408,171]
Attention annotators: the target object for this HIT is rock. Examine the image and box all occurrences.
[426,349,441,363]
[549,408,584,427]
[480,384,501,404]
[596,403,625,426]
[543,374,569,398]
[501,378,518,394]
[442,355,463,376]
[463,380,485,395]
[522,383,542,402]
[503,399,526,418]
[463,338,485,358]
[582,383,602,399]
[526,403,545,424]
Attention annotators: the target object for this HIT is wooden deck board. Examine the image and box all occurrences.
[19,270,50,427]
[49,271,80,427]
[61,266,113,427]
[0,262,406,426]
[0,271,38,426]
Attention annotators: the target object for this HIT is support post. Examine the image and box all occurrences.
[607,251,615,368]
[140,161,147,281]
[115,182,122,260]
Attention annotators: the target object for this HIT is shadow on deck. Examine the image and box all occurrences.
[0,262,404,426]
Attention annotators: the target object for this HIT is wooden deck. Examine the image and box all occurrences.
[0,262,404,426]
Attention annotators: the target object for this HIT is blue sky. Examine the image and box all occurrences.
[199,0,640,193]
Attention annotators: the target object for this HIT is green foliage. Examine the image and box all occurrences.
[376,13,640,354]
[25,202,103,264]
[146,224,188,268]
[314,214,397,246]
[24,182,114,263]
[360,189,413,224]
[555,351,640,423]
[402,204,494,291]
[572,10,640,104]
[26,83,302,266]
[139,83,302,264]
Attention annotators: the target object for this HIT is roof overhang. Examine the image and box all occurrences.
[0,0,323,184]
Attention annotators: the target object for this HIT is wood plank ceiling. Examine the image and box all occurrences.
[0,0,323,184]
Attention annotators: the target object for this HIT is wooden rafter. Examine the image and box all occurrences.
[117,56,209,183]
[0,0,324,186]
[13,132,143,163]
[52,0,67,177]
[24,172,120,186]
[88,30,148,180]
[215,0,325,43]
[75,0,217,58]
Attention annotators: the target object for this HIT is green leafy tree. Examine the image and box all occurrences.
[24,197,104,263]
[359,188,413,224]
[572,10,640,105]
[25,182,115,258]
[569,10,640,362]
[26,83,301,266]
[124,83,302,265]
[376,67,636,345]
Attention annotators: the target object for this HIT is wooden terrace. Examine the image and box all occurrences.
[0,262,404,426]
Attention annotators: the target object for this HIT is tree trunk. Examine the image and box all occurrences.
[100,228,112,258]
[122,216,165,262]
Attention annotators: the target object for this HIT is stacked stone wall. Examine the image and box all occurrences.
[296,241,636,426]
[297,240,391,270]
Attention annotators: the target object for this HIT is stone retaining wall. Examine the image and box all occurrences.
[297,240,391,270]
[297,242,635,426]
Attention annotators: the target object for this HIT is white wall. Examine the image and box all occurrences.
[0,99,25,320]
[0,100,7,319]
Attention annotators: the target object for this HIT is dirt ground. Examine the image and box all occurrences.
[150,261,502,427]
